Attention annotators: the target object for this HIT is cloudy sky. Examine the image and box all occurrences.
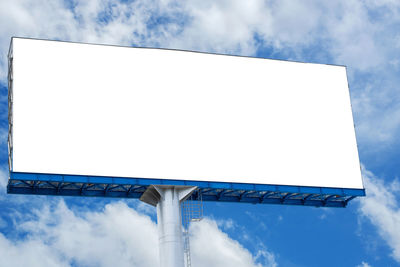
[0,0,400,266]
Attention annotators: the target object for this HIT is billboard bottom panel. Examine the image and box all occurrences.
[7,172,365,208]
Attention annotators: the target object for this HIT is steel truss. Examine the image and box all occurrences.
[8,172,364,207]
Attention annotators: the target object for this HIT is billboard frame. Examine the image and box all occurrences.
[8,171,364,207]
[7,37,365,207]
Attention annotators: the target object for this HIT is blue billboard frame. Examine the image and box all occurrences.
[8,172,365,207]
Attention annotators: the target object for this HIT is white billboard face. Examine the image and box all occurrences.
[10,38,363,189]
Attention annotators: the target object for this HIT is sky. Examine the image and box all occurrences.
[0,0,399,266]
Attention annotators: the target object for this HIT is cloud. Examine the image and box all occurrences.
[356,261,372,267]
[167,0,271,55]
[0,199,276,267]
[190,219,277,267]
[3,200,159,267]
[358,167,400,263]
[216,218,237,231]
[350,72,400,147]
[0,234,68,267]
[0,165,8,189]
[0,199,159,267]
[324,1,384,70]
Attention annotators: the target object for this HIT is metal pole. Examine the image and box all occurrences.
[140,185,197,267]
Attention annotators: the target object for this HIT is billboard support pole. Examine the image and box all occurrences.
[140,185,197,267]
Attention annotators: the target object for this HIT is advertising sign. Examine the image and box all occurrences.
[8,38,364,199]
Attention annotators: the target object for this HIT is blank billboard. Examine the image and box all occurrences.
[9,37,363,190]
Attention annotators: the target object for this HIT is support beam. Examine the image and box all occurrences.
[140,185,197,267]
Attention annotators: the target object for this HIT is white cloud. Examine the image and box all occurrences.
[324,1,384,70]
[356,261,372,267]
[0,234,70,267]
[0,199,159,267]
[0,199,276,267]
[0,165,8,189]
[190,219,277,267]
[354,100,400,146]
[358,167,400,263]
[216,218,237,230]
[14,200,159,267]
[167,0,271,55]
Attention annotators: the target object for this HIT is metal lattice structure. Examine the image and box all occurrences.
[7,44,13,173]
[182,229,191,267]
[8,172,364,207]
[182,191,203,267]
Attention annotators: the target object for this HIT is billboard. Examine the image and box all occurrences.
[8,38,364,202]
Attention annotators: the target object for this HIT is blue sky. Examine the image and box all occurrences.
[0,0,400,266]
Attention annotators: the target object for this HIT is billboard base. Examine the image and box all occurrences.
[140,185,197,267]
